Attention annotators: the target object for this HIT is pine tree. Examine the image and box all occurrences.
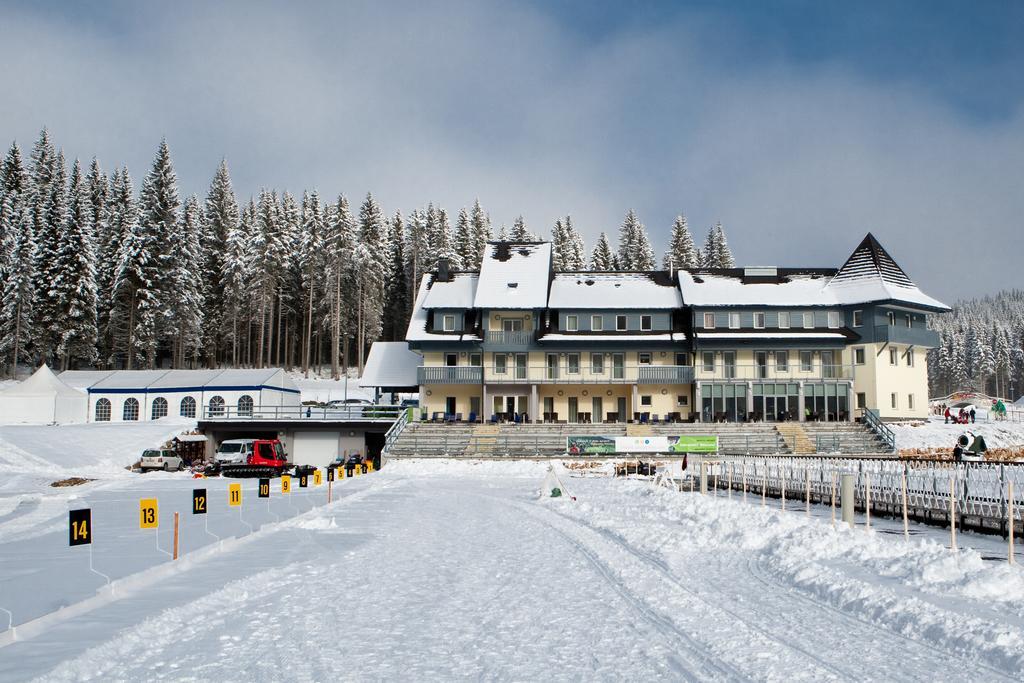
[616,209,654,270]
[277,191,303,369]
[563,215,586,270]
[203,160,239,365]
[509,215,534,241]
[590,232,614,271]
[52,160,98,369]
[429,206,461,271]
[168,196,205,366]
[714,222,735,267]
[34,150,67,362]
[383,210,410,341]
[469,198,491,268]
[0,202,35,377]
[454,207,473,268]
[550,218,567,270]
[299,191,325,376]
[355,192,390,372]
[663,214,698,269]
[108,169,155,370]
[405,208,429,304]
[324,195,356,378]
[496,223,509,240]
[0,142,29,273]
[220,202,251,367]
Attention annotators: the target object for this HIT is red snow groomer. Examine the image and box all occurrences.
[221,439,290,478]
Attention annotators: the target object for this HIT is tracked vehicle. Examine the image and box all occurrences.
[220,438,290,477]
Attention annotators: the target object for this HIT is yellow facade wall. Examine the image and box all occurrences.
[850,343,929,419]
[419,384,482,419]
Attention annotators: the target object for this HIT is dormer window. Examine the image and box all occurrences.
[565,315,578,332]
[728,313,740,329]
[442,314,455,332]
[704,312,715,329]
[778,312,790,329]
[803,312,813,329]
[753,312,765,329]
[887,311,896,326]
[827,311,841,329]
[591,315,603,331]
[640,315,652,331]
[905,314,912,328]
[616,315,627,331]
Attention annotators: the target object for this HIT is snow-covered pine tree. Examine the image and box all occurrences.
[51,160,98,370]
[28,129,56,249]
[0,202,35,377]
[663,214,698,269]
[700,225,718,268]
[220,201,251,367]
[298,191,324,375]
[85,158,107,244]
[454,207,473,268]
[0,142,29,273]
[108,169,156,370]
[0,142,29,198]
[469,198,491,268]
[277,191,303,369]
[168,196,205,367]
[590,232,614,271]
[430,206,461,271]
[355,192,390,373]
[383,210,410,341]
[404,208,429,304]
[714,222,735,267]
[616,209,654,270]
[34,150,67,363]
[510,215,535,241]
[324,195,356,378]
[496,223,509,240]
[203,160,239,365]
[550,218,567,270]
[137,140,181,367]
[563,215,586,270]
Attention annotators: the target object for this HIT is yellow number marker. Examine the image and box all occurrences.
[281,475,291,494]
[139,498,158,529]
[229,483,242,507]
[313,470,322,486]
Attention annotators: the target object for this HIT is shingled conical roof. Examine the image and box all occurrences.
[824,233,948,310]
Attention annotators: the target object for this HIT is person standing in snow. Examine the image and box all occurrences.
[969,407,976,423]
[944,406,951,423]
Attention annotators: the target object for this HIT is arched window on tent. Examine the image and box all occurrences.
[180,396,196,419]
[123,398,140,421]
[208,395,225,417]
[151,397,168,420]
[95,398,111,422]
[238,395,254,417]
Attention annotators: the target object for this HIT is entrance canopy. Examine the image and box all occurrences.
[360,342,422,392]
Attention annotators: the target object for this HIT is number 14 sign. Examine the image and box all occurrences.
[69,508,91,546]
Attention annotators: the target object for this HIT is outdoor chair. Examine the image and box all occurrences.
[640,412,650,424]
[651,414,661,424]
[551,412,559,423]
[513,412,522,424]
[468,412,477,423]
[431,411,443,423]
[542,412,551,423]
[455,413,463,422]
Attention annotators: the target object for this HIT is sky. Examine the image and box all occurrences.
[1,0,1022,303]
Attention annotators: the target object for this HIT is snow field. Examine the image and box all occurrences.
[892,416,1024,451]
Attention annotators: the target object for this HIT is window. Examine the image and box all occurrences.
[95,398,111,422]
[151,397,168,420]
[800,351,813,372]
[445,353,458,367]
[891,392,898,409]
[640,395,652,406]
[616,315,627,331]
[238,395,254,417]
[908,394,915,410]
[906,350,914,367]
[702,352,715,372]
[905,314,912,328]
[827,311,841,329]
[728,312,740,329]
[640,315,652,331]
[565,315,578,332]
[442,314,455,332]
[854,348,865,365]
[208,395,225,417]
[852,310,863,327]
[568,353,580,374]
[776,351,789,372]
[803,312,813,329]
[591,353,604,373]
[676,395,689,407]
[494,354,507,374]
[180,396,196,418]
[889,347,898,366]
[887,311,896,326]
[674,352,689,366]
[856,392,866,409]
[723,351,736,379]
[502,318,523,332]
[778,312,790,329]
[123,397,140,421]
[591,315,603,331]
[703,312,715,329]
[638,353,652,365]
[753,312,766,329]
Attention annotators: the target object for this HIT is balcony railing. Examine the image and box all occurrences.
[695,364,855,381]
[484,330,534,348]
[475,364,695,384]
[418,366,484,384]
[638,365,695,384]
[201,404,404,421]
[873,324,940,348]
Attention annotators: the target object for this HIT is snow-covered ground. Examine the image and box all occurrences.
[892,415,1024,450]
[1,458,1023,680]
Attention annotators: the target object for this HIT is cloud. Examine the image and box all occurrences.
[0,0,1020,302]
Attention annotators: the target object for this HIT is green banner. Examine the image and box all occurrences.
[566,435,616,455]
[667,435,719,453]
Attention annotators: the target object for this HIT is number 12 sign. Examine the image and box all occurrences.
[69,508,91,546]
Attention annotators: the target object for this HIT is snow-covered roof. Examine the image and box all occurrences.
[63,369,299,393]
[359,342,423,388]
[473,242,552,309]
[823,234,949,310]
[1,365,83,398]
[678,271,835,307]
[548,272,681,309]
[421,273,479,309]
[540,333,682,342]
[406,274,481,342]
[57,370,117,391]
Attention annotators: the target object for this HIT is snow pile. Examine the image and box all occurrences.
[892,416,1024,449]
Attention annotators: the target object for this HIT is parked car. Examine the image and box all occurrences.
[139,449,184,472]
[400,398,419,409]
[325,398,374,418]
[215,438,255,466]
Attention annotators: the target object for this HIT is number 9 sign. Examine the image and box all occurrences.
[281,475,291,494]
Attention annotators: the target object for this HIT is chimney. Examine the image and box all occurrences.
[438,258,450,281]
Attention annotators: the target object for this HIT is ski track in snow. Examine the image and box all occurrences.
[1,463,1023,681]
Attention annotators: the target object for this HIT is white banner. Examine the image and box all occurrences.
[614,436,669,453]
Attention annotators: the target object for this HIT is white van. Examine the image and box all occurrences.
[215,439,255,465]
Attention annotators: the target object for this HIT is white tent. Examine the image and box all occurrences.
[0,364,88,424]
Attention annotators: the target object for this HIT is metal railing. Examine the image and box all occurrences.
[861,408,896,451]
[873,324,940,347]
[480,364,695,384]
[696,364,855,381]
[417,366,483,384]
[484,330,534,347]
[201,404,405,421]
[382,408,411,455]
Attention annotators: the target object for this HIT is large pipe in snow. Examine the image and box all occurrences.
[841,473,855,528]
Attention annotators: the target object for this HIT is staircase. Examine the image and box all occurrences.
[802,421,893,454]
[775,423,815,455]
[626,424,653,437]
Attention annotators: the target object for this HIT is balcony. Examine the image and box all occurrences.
[695,364,855,382]
[873,324,940,348]
[482,364,695,385]
[484,330,534,350]
[417,366,483,384]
